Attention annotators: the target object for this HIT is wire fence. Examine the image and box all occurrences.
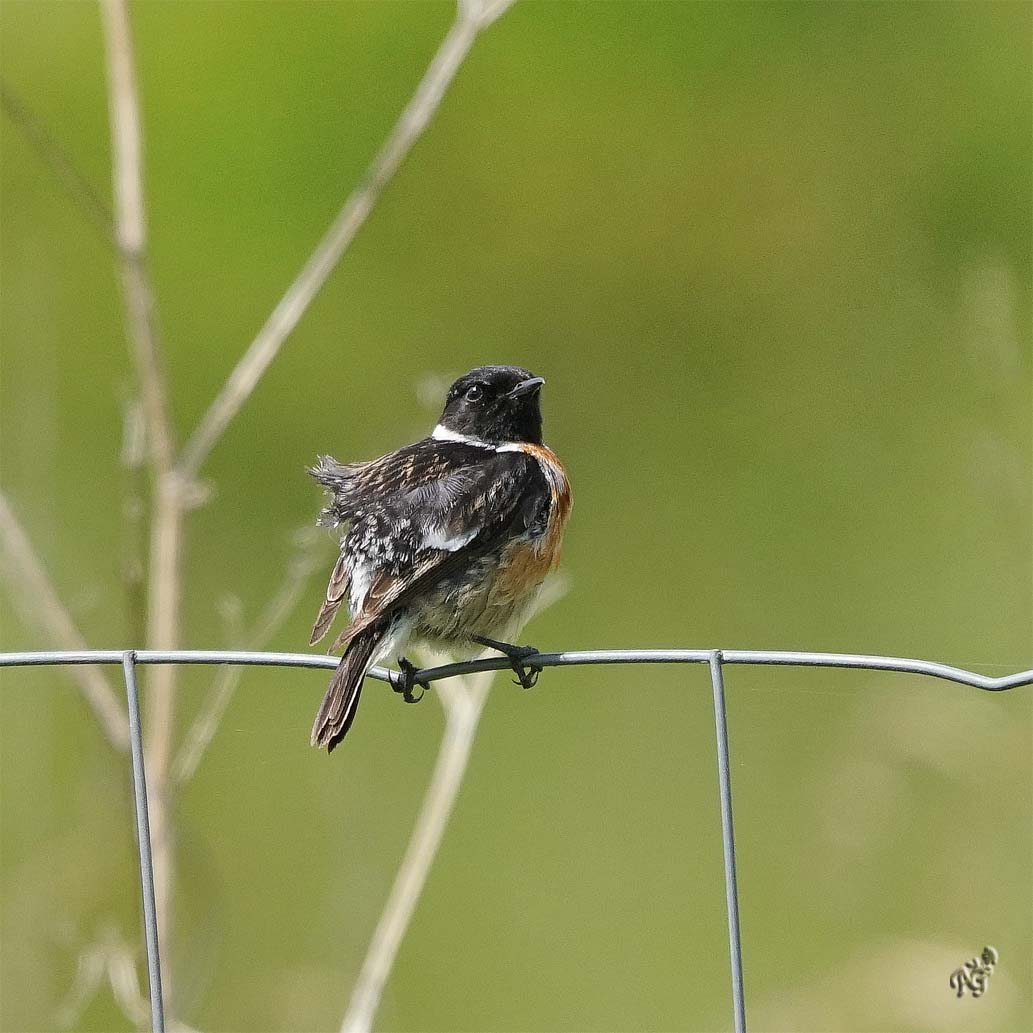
[4,646,1031,1033]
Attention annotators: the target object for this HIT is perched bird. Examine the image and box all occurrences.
[308,365,572,751]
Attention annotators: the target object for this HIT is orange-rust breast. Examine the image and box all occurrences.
[493,442,572,603]
[534,444,572,559]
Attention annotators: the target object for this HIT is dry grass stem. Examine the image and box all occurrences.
[340,661,493,1033]
[99,0,174,472]
[0,492,129,750]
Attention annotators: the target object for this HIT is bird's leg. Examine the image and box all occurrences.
[394,657,428,704]
[471,634,543,689]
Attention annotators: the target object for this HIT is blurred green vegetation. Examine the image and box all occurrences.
[1,2,1030,1031]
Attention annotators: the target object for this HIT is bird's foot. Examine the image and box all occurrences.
[471,635,543,689]
[394,657,429,704]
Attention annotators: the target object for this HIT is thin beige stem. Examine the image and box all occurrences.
[340,664,492,1033]
[99,0,174,476]
[178,0,506,481]
[0,492,129,750]
[100,0,179,998]
[141,477,182,987]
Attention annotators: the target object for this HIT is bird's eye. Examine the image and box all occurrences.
[465,384,485,402]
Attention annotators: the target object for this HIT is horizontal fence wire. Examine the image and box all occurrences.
[3,647,1032,689]
[4,647,1031,1033]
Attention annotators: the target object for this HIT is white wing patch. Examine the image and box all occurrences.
[423,526,478,552]
[349,562,373,614]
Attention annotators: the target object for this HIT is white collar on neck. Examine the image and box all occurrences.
[431,424,534,454]
[432,424,496,449]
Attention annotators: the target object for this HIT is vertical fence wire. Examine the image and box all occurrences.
[709,650,746,1033]
[121,651,166,1033]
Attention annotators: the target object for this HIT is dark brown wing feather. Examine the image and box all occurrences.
[309,552,352,646]
[310,443,475,527]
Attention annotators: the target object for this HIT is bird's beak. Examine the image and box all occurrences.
[508,377,545,399]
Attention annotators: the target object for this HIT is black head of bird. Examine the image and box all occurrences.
[436,365,545,446]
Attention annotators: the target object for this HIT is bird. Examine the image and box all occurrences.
[307,365,572,751]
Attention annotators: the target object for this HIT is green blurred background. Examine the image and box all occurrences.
[1,2,1030,1030]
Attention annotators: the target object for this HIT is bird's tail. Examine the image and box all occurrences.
[311,622,385,752]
